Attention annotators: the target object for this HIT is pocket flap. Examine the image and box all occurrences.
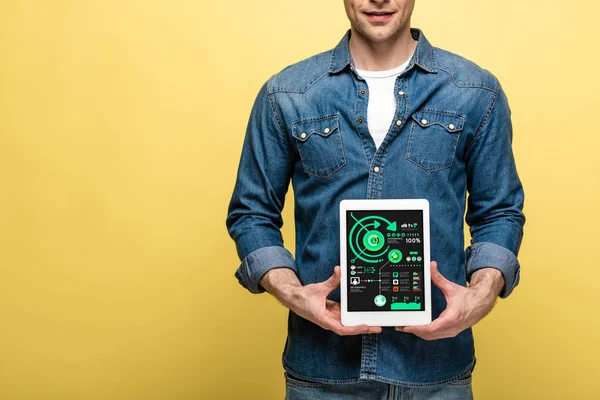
[292,114,339,142]
[411,110,464,133]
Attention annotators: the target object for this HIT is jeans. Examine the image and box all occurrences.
[284,372,473,400]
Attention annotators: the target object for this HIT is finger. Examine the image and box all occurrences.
[321,265,342,293]
[399,309,456,339]
[365,326,383,334]
[324,320,382,336]
[322,301,381,334]
[326,299,341,314]
[430,261,457,295]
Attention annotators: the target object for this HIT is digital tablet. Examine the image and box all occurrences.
[339,199,432,327]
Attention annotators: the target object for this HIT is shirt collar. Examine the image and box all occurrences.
[329,27,437,74]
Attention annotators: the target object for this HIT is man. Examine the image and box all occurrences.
[226,0,525,398]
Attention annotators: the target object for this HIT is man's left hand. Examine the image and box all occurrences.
[396,261,503,340]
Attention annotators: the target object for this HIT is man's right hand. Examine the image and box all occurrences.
[260,265,382,336]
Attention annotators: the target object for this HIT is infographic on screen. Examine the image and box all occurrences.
[346,210,425,312]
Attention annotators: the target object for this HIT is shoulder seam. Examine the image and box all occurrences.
[266,78,291,140]
[465,77,501,148]
[267,49,334,94]
[436,66,499,93]
[269,70,330,94]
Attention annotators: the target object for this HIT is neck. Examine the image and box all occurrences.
[349,28,417,71]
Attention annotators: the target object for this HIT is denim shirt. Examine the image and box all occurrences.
[226,28,525,386]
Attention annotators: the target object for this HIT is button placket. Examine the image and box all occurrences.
[395,79,408,134]
[354,80,375,166]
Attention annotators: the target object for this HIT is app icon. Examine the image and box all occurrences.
[374,295,386,307]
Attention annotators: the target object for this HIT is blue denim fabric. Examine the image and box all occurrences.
[226,28,525,386]
[285,371,473,400]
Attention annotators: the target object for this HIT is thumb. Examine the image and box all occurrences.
[322,265,341,293]
[430,261,455,294]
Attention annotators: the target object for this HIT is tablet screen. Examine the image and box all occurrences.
[345,209,425,312]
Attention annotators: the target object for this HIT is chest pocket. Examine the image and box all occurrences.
[406,110,465,172]
[292,114,346,179]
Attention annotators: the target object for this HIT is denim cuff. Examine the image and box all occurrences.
[465,242,520,298]
[235,246,298,294]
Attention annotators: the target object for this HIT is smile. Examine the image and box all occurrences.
[364,11,395,22]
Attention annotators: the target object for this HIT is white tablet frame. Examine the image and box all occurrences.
[339,199,432,327]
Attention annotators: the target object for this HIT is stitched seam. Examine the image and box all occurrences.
[411,110,465,133]
[295,141,346,179]
[351,77,372,175]
[406,157,453,173]
[271,70,330,94]
[377,151,387,199]
[465,242,480,276]
[429,45,438,72]
[329,46,337,71]
[411,119,463,132]
[436,66,498,93]
[293,113,346,179]
[267,81,291,145]
[406,120,461,172]
[470,220,524,234]
[292,114,339,140]
[283,358,477,388]
[416,109,465,120]
[292,113,339,126]
[283,364,360,385]
[285,373,331,389]
[302,70,330,93]
[465,84,500,149]
[355,83,371,165]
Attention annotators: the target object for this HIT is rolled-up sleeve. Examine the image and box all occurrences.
[235,246,297,294]
[464,80,526,298]
[226,79,298,294]
[465,242,520,298]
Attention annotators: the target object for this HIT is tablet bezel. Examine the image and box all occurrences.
[339,199,432,327]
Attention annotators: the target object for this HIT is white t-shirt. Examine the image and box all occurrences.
[355,55,413,149]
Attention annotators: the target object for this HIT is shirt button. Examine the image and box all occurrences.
[398,91,405,96]
[357,117,364,124]
[373,166,380,173]
[448,123,455,130]
[421,119,428,125]
[360,90,366,95]
[300,132,307,139]
[396,120,402,126]
[324,128,330,134]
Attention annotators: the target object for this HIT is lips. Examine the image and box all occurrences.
[364,11,395,22]
[365,11,394,16]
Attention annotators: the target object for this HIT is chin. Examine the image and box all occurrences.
[354,20,402,43]
[363,29,397,43]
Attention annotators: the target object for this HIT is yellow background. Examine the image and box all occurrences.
[1,1,599,399]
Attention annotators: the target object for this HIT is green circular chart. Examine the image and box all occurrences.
[363,230,384,251]
[349,215,396,264]
[388,249,403,263]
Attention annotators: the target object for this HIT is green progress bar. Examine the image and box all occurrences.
[391,302,421,310]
